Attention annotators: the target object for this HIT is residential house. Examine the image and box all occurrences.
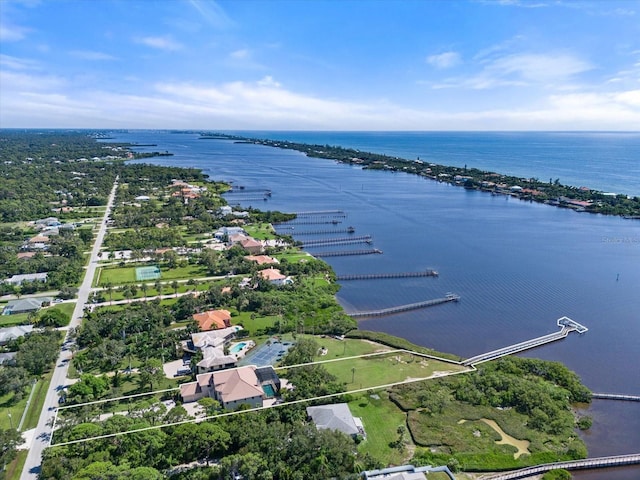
[0,325,34,345]
[239,237,263,255]
[193,309,232,331]
[259,268,293,286]
[182,326,243,374]
[244,255,279,266]
[180,365,280,409]
[2,272,48,286]
[306,403,365,439]
[2,297,52,315]
[361,464,456,480]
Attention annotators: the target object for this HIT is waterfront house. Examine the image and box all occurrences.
[259,268,293,286]
[180,365,280,408]
[239,237,263,255]
[244,255,279,265]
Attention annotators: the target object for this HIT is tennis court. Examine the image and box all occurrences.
[239,338,295,367]
[136,265,161,281]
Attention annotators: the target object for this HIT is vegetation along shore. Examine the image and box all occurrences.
[203,133,640,218]
[0,130,599,479]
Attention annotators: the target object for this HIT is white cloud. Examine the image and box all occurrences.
[230,49,249,60]
[135,36,183,51]
[187,0,234,29]
[426,51,461,69]
[0,23,30,41]
[69,50,118,61]
[0,54,39,70]
[434,52,592,90]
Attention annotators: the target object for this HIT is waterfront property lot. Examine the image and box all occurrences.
[284,350,467,391]
[95,264,208,286]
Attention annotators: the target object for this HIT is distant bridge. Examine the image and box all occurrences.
[463,317,588,367]
[478,453,640,479]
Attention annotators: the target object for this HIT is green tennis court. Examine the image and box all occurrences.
[135,266,161,281]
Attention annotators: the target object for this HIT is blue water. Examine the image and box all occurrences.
[109,131,639,477]
[227,131,640,197]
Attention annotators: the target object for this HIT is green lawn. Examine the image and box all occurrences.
[22,372,52,430]
[0,371,51,431]
[244,223,278,240]
[312,351,465,391]
[96,264,208,286]
[6,449,28,480]
[0,313,29,327]
[274,250,314,263]
[349,391,411,465]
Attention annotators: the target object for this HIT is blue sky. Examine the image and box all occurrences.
[1,0,639,130]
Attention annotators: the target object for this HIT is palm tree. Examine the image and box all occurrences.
[140,282,148,299]
[154,279,163,296]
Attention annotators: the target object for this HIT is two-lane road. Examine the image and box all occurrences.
[20,177,119,480]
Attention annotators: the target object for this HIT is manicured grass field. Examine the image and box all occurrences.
[244,223,278,240]
[314,351,465,390]
[96,264,208,286]
[0,312,29,327]
[274,250,313,263]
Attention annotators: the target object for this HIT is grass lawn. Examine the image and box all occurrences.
[274,250,313,263]
[0,313,30,327]
[349,391,411,466]
[231,311,279,334]
[311,351,466,391]
[244,223,278,240]
[96,264,208,286]
[6,449,28,480]
[22,372,52,430]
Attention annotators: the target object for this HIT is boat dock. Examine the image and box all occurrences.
[463,317,588,366]
[478,453,640,480]
[278,219,343,226]
[294,209,345,216]
[315,248,382,257]
[302,235,372,246]
[591,393,640,402]
[337,269,439,280]
[348,293,459,318]
[275,227,356,235]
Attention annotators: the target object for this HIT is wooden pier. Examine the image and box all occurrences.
[347,293,459,318]
[314,248,382,257]
[479,453,640,480]
[277,219,343,226]
[337,269,439,280]
[591,393,640,402]
[463,317,588,366]
[302,235,372,246]
[274,227,356,236]
[293,209,345,216]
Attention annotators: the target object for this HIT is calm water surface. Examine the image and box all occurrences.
[118,131,639,478]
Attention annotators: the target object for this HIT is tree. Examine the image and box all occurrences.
[37,308,70,327]
[0,427,22,472]
[171,280,180,297]
[138,358,164,391]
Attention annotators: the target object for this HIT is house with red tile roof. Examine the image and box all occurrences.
[239,237,263,254]
[193,309,232,331]
[244,255,279,265]
[259,268,293,286]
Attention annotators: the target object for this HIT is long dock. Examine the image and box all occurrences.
[304,239,372,248]
[275,228,356,235]
[277,219,343,226]
[315,248,382,257]
[337,269,439,280]
[293,210,345,216]
[463,317,588,367]
[591,393,640,402]
[348,293,459,318]
[302,235,372,246]
[478,453,640,480]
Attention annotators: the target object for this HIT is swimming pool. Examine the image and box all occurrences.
[230,342,247,354]
[262,384,276,398]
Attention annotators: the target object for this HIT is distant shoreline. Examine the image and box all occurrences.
[199,133,640,219]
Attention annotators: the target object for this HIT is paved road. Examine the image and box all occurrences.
[20,177,119,480]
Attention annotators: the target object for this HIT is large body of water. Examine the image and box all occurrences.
[116,131,639,478]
